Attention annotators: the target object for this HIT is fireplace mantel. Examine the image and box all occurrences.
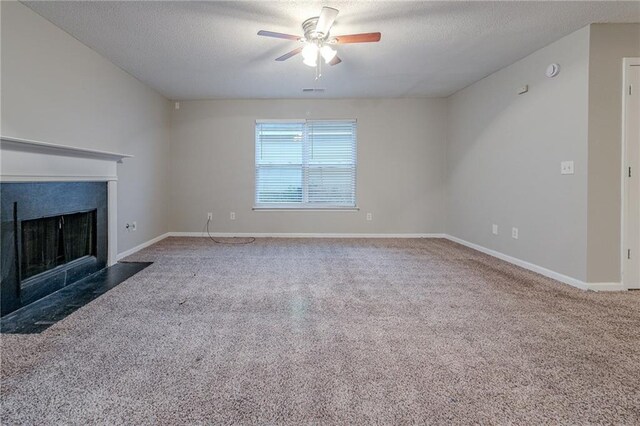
[1,135,133,267]
[1,135,132,162]
[1,135,132,182]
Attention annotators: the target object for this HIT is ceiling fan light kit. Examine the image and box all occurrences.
[300,44,337,68]
[302,43,318,65]
[320,45,337,63]
[257,6,381,78]
[303,55,317,67]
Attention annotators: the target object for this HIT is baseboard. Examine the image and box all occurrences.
[116,232,170,260]
[585,282,626,292]
[444,235,626,292]
[168,232,448,239]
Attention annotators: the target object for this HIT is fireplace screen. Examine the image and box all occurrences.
[21,210,97,281]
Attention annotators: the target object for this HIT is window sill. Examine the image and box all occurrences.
[253,206,360,212]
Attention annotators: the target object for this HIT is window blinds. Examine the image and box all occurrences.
[255,119,357,208]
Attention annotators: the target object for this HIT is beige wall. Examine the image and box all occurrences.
[446,23,640,284]
[586,24,640,283]
[1,2,171,253]
[446,27,591,281]
[170,98,447,234]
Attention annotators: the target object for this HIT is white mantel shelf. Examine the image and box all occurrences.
[1,135,133,163]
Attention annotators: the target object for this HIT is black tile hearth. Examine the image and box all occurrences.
[0,262,151,334]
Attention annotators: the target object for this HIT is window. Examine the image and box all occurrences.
[255,119,357,209]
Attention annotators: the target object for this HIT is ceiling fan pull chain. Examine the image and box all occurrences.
[316,51,321,80]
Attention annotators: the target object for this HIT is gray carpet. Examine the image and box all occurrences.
[2,237,639,424]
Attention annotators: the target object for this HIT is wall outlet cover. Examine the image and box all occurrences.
[560,161,574,175]
[512,227,519,239]
[492,224,498,235]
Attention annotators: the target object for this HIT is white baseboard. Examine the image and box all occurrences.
[117,232,170,260]
[444,235,625,292]
[168,232,447,239]
[585,282,626,292]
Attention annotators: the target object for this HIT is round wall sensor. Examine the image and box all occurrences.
[546,63,560,78]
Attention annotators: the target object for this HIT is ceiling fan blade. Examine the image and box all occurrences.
[334,32,381,44]
[316,7,339,36]
[275,47,303,61]
[329,56,342,66]
[258,30,301,41]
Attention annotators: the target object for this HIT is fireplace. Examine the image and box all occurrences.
[21,209,97,281]
[1,182,108,316]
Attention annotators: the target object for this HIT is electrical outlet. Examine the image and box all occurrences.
[207,212,213,220]
[492,224,498,235]
[366,213,372,221]
[230,212,236,220]
[512,227,519,239]
[131,221,137,232]
[560,161,574,175]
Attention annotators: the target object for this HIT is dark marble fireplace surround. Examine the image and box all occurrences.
[1,182,108,316]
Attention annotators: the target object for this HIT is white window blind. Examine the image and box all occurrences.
[255,119,357,208]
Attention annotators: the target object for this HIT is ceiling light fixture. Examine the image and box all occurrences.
[302,43,319,67]
[301,43,335,68]
[320,45,337,63]
[258,6,381,79]
[303,55,317,67]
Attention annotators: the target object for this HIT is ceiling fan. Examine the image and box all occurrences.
[257,7,381,72]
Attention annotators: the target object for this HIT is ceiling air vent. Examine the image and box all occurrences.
[302,88,325,93]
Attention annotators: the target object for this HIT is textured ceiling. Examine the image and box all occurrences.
[23,1,640,100]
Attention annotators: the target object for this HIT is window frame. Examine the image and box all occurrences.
[254,119,358,210]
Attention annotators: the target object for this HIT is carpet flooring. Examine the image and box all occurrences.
[2,237,640,424]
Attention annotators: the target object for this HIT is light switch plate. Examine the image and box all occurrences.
[561,161,574,175]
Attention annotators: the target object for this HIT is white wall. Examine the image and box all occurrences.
[446,27,591,281]
[170,98,447,234]
[0,2,171,253]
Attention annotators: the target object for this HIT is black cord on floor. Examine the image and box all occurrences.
[206,218,255,244]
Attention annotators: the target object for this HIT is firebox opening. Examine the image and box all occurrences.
[21,210,97,282]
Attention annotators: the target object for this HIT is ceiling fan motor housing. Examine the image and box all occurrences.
[302,17,327,41]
